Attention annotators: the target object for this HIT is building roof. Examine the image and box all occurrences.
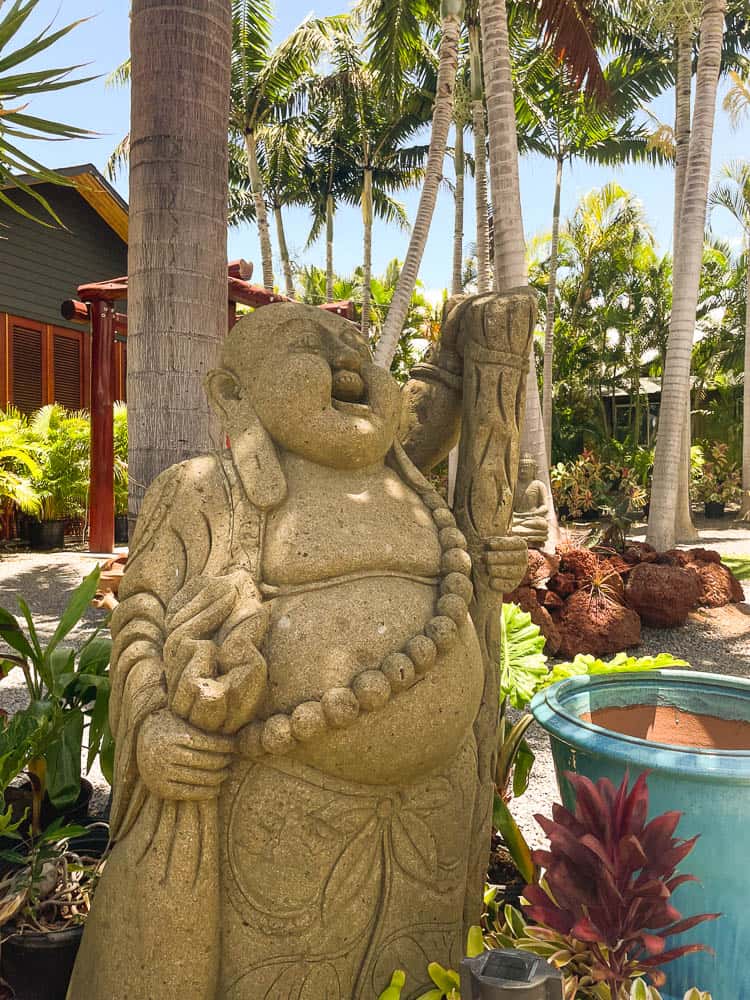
[3,163,128,243]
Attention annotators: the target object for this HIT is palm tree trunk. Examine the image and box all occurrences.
[672,19,700,542]
[542,155,563,463]
[326,193,334,303]
[648,0,726,551]
[374,13,461,366]
[273,204,295,298]
[741,248,750,519]
[452,125,465,295]
[361,168,373,337]
[469,24,491,293]
[128,0,230,523]
[244,130,275,292]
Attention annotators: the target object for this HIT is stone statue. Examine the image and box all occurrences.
[69,292,535,1000]
[512,453,550,549]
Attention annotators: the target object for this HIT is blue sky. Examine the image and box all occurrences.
[13,0,750,298]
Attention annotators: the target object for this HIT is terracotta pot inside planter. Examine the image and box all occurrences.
[582,704,750,750]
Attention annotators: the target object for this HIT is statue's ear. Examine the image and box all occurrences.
[205,368,286,510]
[231,412,287,510]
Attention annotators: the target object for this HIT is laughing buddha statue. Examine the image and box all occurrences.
[69,291,535,1000]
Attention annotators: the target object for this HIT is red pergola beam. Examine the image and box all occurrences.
[61,299,128,336]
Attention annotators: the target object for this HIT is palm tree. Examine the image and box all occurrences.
[710,160,750,519]
[467,15,491,293]
[515,41,671,460]
[723,68,750,125]
[128,0,231,517]
[648,0,728,550]
[231,2,336,291]
[0,0,95,226]
[373,1,463,365]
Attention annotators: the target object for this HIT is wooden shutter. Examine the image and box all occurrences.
[53,332,82,410]
[11,324,43,414]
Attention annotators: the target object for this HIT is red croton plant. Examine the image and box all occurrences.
[523,771,719,994]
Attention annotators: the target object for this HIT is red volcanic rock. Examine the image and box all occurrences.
[692,560,744,607]
[542,590,564,611]
[686,547,723,566]
[505,586,562,655]
[658,549,691,568]
[607,555,635,578]
[598,559,626,601]
[557,547,600,581]
[548,572,577,598]
[625,563,701,628]
[556,590,641,659]
[522,549,561,587]
[624,542,659,564]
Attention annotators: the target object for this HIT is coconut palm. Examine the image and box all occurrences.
[0,0,95,226]
[372,0,463,365]
[231,1,338,291]
[709,160,750,518]
[647,0,728,550]
[128,0,232,515]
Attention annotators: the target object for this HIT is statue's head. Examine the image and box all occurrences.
[518,453,537,481]
[206,304,402,470]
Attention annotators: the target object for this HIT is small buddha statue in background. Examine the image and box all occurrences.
[512,453,550,549]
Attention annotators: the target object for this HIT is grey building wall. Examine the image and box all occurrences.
[0,183,127,329]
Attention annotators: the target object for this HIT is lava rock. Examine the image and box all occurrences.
[692,560,744,607]
[522,549,561,587]
[505,585,562,655]
[557,546,600,581]
[548,572,577,598]
[625,562,701,628]
[556,589,641,659]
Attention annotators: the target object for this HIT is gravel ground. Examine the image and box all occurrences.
[0,517,748,845]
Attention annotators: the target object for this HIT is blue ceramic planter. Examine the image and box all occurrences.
[531,670,750,1000]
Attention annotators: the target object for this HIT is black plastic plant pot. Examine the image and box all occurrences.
[704,501,725,519]
[1,925,83,1000]
[28,520,65,551]
[114,513,129,545]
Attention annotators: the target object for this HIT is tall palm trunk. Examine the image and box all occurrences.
[361,168,373,336]
[128,0,231,522]
[452,125,465,295]
[469,24,491,293]
[274,204,295,298]
[480,0,556,533]
[741,248,750,520]
[672,20,700,541]
[374,10,461,366]
[648,0,726,551]
[326,193,334,303]
[542,155,563,463]
[244,130,275,291]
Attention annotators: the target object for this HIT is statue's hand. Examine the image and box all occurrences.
[485,535,528,594]
[136,708,235,801]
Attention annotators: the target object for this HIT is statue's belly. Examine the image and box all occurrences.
[260,577,484,784]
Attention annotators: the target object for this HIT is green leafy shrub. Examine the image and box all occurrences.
[691,442,740,505]
[0,407,42,518]
[540,652,688,691]
[113,401,128,516]
[30,404,90,521]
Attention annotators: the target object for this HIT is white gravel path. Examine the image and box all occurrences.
[0,515,748,845]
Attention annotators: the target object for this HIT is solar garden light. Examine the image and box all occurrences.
[460,949,564,999]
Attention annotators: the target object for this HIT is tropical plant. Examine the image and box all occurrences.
[691,441,741,504]
[0,567,112,824]
[231,1,338,291]
[523,771,719,996]
[709,159,750,518]
[113,402,128,518]
[28,405,89,522]
[0,0,94,227]
[0,406,41,528]
[487,902,713,1000]
[378,926,483,999]
[541,652,688,690]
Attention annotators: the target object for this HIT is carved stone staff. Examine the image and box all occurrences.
[450,289,537,917]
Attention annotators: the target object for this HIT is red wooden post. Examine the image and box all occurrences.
[89,300,115,552]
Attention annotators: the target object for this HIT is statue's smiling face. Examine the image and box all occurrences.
[227,308,403,469]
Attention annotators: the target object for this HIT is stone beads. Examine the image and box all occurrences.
[244,482,473,759]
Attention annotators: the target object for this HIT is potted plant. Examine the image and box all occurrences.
[0,408,42,543]
[531,669,750,998]
[0,567,113,832]
[29,406,90,550]
[0,707,107,1000]
[113,402,128,545]
[691,442,740,518]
